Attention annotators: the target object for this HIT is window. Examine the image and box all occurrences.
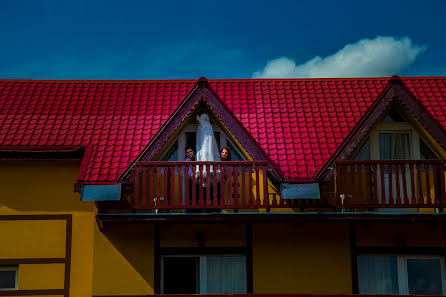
[161,123,246,161]
[161,255,247,294]
[369,109,439,161]
[0,266,18,290]
[358,255,446,295]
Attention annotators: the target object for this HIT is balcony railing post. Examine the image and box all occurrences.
[143,166,149,208]
[248,165,253,207]
[333,164,338,207]
[425,162,432,206]
[262,165,269,209]
[240,165,246,207]
[234,165,239,208]
[438,161,446,206]
[416,163,423,205]
[432,163,439,205]
[134,166,140,209]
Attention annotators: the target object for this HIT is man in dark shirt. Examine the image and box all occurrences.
[184,147,197,211]
[185,147,195,162]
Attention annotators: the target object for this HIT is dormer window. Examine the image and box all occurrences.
[161,123,246,161]
[353,108,439,161]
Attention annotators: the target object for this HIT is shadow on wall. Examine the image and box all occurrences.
[0,159,93,212]
[93,225,155,295]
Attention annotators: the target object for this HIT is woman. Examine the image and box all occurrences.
[220,147,231,161]
[216,147,231,210]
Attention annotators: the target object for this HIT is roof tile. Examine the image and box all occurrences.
[0,77,444,181]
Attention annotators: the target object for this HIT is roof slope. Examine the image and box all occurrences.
[0,77,445,182]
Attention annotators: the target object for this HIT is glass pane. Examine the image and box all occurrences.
[163,257,199,294]
[207,256,246,294]
[354,138,370,160]
[392,133,410,159]
[379,133,410,159]
[0,270,16,289]
[186,132,197,154]
[407,259,443,295]
[161,140,178,161]
[226,140,244,161]
[214,132,220,149]
[420,138,438,159]
[382,109,406,122]
[379,133,392,159]
[358,255,399,294]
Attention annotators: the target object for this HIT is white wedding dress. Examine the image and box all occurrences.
[195,113,220,183]
[196,113,220,162]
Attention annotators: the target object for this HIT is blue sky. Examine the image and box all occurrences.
[0,0,445,79]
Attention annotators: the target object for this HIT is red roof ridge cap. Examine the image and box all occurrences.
[1,76,446,84]
[207,77,391,82]
[0,79,198,83]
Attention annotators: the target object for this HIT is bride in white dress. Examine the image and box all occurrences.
[196,113,220,162]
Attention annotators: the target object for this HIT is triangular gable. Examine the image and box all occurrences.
[316,75,446,182]
[119,77,284,184]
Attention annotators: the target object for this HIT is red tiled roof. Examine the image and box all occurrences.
[0,77,445,182]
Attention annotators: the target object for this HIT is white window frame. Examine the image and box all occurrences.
[0,266,18,290]
[369,122,420,160]
[160,255,247,294]
[397,255,446,295]
[162,123,246,161]
[359,254,446,295]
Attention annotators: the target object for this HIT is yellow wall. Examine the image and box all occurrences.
[18,263,65,290]
[253,223,352,294]
[92,224,154,295]
[0,159,95,296]
[0,220,66,258]
[357,222,445,247]
[161,223,246,247]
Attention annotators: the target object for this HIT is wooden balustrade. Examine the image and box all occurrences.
[130,161,284,210]
[334,160,446,208]
[92,293,444,297]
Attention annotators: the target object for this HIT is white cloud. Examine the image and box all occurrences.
[253,36,426,78]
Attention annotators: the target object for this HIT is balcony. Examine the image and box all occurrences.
[128,161,288,210]
[333,160,446,208]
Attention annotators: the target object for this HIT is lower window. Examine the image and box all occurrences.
[162,255,247,294]
[0,266,18,290]
[358,255,446,295]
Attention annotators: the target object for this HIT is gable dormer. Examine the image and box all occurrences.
[352,107,441,161]
[318,77,446,209]
[117,78,286,211]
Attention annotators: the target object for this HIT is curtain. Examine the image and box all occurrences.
[206,256,246,294]
[391,133,410,159]
[358,255,399,294]
[379,132,410,159]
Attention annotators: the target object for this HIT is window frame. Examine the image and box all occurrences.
[397,255,446,295]
[358,254,446,295]
[161,123,246,161]
[160,254,247,294]
[0,266,18,291]
[370,122,420,160]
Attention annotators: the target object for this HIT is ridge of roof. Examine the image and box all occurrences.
[1,76,445,84]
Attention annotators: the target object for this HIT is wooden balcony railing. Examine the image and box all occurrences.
[334,160,446,208]
[130,161,285,210]
[93,295,446,297]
